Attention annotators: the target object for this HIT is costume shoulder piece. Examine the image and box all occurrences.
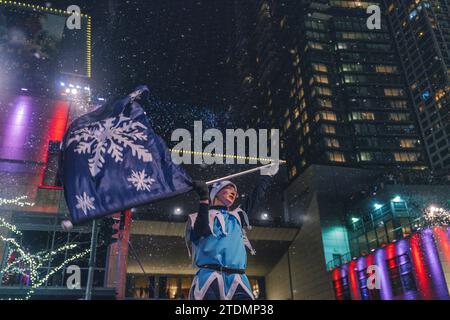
[185,208,256,256]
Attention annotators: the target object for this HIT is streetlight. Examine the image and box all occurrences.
[374,203,383,210]
[351,217,360,223]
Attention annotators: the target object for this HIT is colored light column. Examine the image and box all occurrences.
[422,228,450,299]
[396,239,418,300]
[348,260,360,300]
[374,247,393,300]
[332,268,343,300]
[410,233,433,299]
[48,101,69,141]
[432,226,450,298]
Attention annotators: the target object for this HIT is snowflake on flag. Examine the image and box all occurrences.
[75,192,95,215]
[127,169,156,191]
[66,114,153,177]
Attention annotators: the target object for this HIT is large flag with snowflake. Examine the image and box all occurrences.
[60,85,193,224]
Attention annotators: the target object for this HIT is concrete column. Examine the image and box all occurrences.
[106,210,132,300]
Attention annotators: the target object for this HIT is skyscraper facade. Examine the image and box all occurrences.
[233,1,429,180]
[384,0,450,171]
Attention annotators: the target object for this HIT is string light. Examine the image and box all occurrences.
[0,217,22,235]
[0,1,92,79]
[170,149,286,164]
[1,220,91,300]
[0,196,35,207]
[0,0,90,17]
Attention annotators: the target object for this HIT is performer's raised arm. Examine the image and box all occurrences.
[190,181,211,241]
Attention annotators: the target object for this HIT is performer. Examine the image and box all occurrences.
[185,170,273,300]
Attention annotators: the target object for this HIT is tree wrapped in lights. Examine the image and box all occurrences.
[0,217,90,300]
[423,206,450,227]
[0,195,35,207]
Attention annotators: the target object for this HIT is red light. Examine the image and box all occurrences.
[410,233,433,299]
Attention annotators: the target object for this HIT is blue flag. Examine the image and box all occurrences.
[61,86,193,224]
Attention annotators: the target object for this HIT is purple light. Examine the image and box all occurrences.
[421,228,450,299]
[2,96,31,161]
[20,88,28,92]
[374,248,393,300]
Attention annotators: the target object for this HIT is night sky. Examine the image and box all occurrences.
[95,0,238,108]
[28,0,238,107]
[25,0,286,221]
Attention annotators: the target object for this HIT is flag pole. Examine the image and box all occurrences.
[205,162,282,185]
[85,220,99,300]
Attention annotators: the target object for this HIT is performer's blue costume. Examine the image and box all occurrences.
[185,176,271,300]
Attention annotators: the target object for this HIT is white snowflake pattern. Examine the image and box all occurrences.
[127,169,156,192]
[66,114,153,177]
[75,192,95,215]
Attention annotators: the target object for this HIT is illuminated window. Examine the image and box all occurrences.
[302,112,308,123]
[389,113,409,121]
[384,88,404,97]
[298,88,305,99]
[344,75,357,83]
[435,89,446,101]
[290,165,297,177]
[351,112,375,120]
[260,2,271,18]
[312,63,328,72]
[399,139,417,148]
[325,138,340,148]
[250,279,261,299]
[358,152,373,161]
[303,123,310,135]
[315,87,332,96]
[321,111,337,121]
[328,152,345,162]
[308,41,324,50]
[323,124,336,134]
[394,152,420,162]
[375,65,398,73]
[318,98,333,108]
[329,0,372,9]
[167,278,178,299]
[301,159,306,167]
[390,101,408,109]
[280,17,286,29]
[341,64,363,72]
[299,146,304,155]
[314,74,329,84]
[284,118,291,130]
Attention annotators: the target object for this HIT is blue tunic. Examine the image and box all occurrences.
[186,207,255,300]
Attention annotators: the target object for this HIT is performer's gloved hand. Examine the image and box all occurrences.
[192,180,209,201]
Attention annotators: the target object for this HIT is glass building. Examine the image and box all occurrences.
[383,0,450,171]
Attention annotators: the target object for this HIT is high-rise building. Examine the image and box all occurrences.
[383,0,450,171]
[233,1,429,180]
[230,0,449,300]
